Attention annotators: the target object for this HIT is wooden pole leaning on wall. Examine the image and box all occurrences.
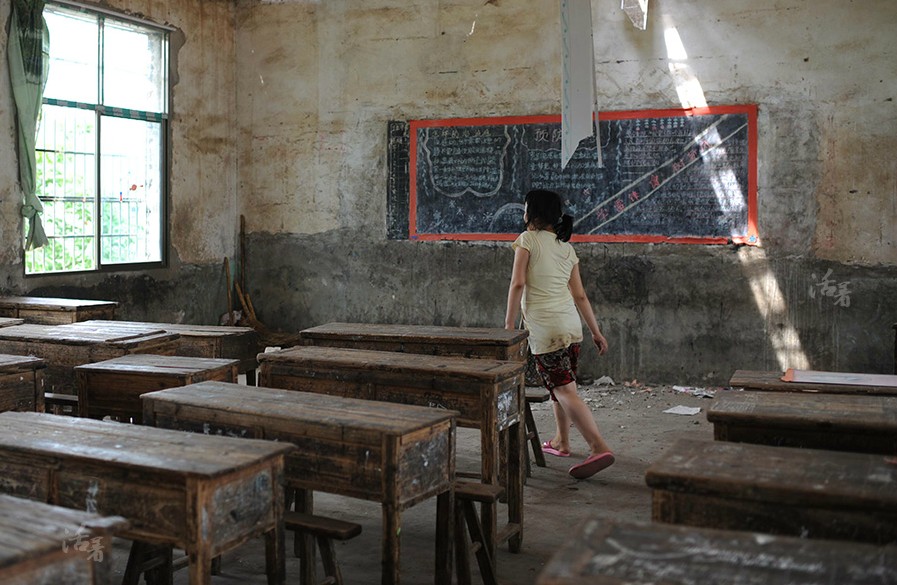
[224,258,234,326]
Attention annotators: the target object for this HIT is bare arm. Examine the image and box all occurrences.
[504,246,530,329]
[568,263,608,355]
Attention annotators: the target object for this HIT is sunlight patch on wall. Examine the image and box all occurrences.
[662,14,810,372]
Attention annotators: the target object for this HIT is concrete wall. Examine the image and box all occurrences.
[236,0,896,384]
[0,0,236,323]
[0,0,894,384]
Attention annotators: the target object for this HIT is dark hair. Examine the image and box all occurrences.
[524,189,573,242]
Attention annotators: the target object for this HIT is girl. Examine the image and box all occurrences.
[504,189,615,479]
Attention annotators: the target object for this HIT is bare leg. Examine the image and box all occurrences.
[549,400,573,453]
[552,381,612,455]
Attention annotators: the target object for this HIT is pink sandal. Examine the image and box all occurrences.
[569,452,615,479]
[541,440,571,458]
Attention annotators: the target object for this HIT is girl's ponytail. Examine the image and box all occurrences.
[555,214,573,242]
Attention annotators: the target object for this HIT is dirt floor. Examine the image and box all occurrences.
[106,380,720,584]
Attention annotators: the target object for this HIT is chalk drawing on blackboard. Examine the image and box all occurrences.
[489,202,525,232]
[404,106,758,244]
[419,125,510,198]
[577,115,748,234]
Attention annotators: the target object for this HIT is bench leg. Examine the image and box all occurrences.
[316,535,343,585]
[294,489,316,585]
[462,501,498,585]
[455,500,472,585]
[525,401,546,468]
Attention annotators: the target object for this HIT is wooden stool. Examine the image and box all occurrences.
[525,388,549,475]
[455,480,504,585]
[285,511,362,585]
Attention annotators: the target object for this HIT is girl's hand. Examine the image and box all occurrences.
[593,332,609,355]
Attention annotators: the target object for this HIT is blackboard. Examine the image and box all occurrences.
[390,106,758,244]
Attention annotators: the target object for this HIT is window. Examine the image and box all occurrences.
[26,2,168,274]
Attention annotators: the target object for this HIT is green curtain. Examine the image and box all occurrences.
[7,0,49,250]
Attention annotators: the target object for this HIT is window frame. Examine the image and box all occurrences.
[26,0,172,277]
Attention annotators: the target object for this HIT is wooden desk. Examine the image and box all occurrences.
[300,322,529,361]
[0,411,294,585]
[0,494,128,585]
[76,320,260,383]
[0,354,46,413]
[0,297,117,325]
[645,438,897,544]
[75,354,238,423]
[142,381,456,585]
[0,324,178,394]
[730,369,897,395]
[258,346,525,557]
[536,517,897,585]
[707,391,897,454]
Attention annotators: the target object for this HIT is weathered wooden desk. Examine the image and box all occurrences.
[75,354,238,423]
[0,411,294,585]
[536,517,897,585]
[0,494,128,585]
[730,369,897,395]
[258,346,525,557]
[300,322,529,361]
[707,390,897,454]
[76,320,260,384]
[142,380,456,585]
[0,323,178,394]
[0,297,117,325]
[300,323,542,473]
[0,354,46,413]
[645,438,897,544]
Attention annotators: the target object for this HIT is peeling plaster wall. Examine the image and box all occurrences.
[237,0,896,384]
[0,0,237,323]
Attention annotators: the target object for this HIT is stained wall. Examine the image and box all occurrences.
[0,0,894,383]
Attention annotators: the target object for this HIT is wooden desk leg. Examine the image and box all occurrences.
[383,504,402,585]
[265,474,287,585]
[507,419,524,553]
[435,489,453,585]
[295,489,316,585]
[480,426,499,560]
[188,545,212,585]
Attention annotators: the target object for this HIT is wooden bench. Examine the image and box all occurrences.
[707,390,897,454]
[0,354,46,413]
[645,438,897,544]
[0,296,117,325]
[454,481,504,585]
[0,411,294,585]
[258,345,526,559]
[730,368,897,395]
[0,323,178,394]
[536,517,897,585]
[141,380,456,585]
[524,388,550,474]
[0,494,128,585]
[76,320,260,384]
[75,354,238,423]
[284,512,362,585]
[299,322,529,361]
